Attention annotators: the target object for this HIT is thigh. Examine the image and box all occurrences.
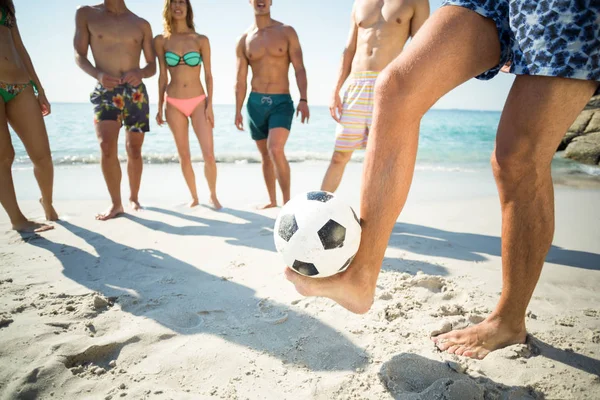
[0,100,14,158]
[255,138,269,158]
[166,103,191,157]
[5,87,51,160]
[267,128,290,150]
[95,120,121,154]
[380,5,502,112]
[496,76,599,162]
[189,100,215,157]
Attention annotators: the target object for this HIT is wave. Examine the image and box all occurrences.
[13,152,600,177]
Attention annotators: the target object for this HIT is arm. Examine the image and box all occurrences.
[140,21,157,78]
[201,36,215,127]
[73,7,103,81]
[10,19,50,114]
[410,0,430,38]
[234,34,249,130]
[154,35,168,125]
[331,9,359,121]
[287,27,309,123]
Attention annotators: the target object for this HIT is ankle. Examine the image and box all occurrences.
[486,312,526,332]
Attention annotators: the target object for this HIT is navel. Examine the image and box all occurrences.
[396,18,402,24]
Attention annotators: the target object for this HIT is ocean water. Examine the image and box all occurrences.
[9,103,600,176]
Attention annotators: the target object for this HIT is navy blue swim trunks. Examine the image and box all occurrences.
[442,0,600,82]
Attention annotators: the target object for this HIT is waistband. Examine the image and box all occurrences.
[249,92,292,99]
[349,71,380,81]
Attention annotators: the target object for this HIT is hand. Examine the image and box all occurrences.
[206,103,215,128]
[97,72,121,90]
[156,111,165,126]
[235,112,244,131]
[121,69,143,87]
[329,92,342,122]
[500,60,512,74]
[37,91,51,116]
[296,101,310,124]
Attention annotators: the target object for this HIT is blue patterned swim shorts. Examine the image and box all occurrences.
[442,0,599,82]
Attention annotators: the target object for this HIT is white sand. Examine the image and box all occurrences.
[1,162,599,399]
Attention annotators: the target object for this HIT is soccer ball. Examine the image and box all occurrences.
[274,191,361,278]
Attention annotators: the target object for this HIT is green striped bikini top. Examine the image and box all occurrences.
[0,6,14,28]
[164,51,202,67]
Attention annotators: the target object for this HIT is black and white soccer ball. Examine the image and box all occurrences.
[274,191,361,278]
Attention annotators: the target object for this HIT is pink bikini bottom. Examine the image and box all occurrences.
[166,94,206,117]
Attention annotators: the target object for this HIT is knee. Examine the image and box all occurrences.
[491,146,533,186]
[331,151,352,166]
[0,147,15,168]
[29,151,53,168]
[99,140,117,159]
[374,68,427,117]
[268,144,285,161]
[126,142,143,160]
[178,153,192,167]
[203,153,216,165]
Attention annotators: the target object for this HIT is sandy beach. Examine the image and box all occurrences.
[1,162,599,399]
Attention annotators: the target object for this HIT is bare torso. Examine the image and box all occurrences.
[83,5,146,78]
[162,33,205,98]
[243,21,292,94]
[0,17,28,83]
[352,0,418,72]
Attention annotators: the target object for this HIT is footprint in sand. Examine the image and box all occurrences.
[380,353,484,399]
[256,299,288,325]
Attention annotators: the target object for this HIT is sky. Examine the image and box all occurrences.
[16,0,515,110]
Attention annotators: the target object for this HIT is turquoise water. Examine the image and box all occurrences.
[9,103,599,176]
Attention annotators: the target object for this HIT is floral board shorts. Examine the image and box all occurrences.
[90,83,150,132]
[442,0,599,84]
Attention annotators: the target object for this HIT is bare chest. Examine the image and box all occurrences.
[88,15,143,47]
[245,29,288,62]
[355,0,414,29]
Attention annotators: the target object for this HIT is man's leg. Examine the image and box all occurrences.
[433,76,599,359]
[96,121,123,220]
[255,139,277,209]
[321,150,354,193]
[286,6,502,313]
[126,129,145,211]
[267,127,291,204]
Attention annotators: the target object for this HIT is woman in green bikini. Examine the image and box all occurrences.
[0,0,57,232]
[154,0,222,209]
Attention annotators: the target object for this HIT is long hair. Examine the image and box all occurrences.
[163,0,195,37]
[0,0,15,18]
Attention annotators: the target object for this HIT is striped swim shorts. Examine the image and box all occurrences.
[334,71,379,152]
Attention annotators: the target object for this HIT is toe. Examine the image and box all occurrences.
[447,345,460,354]
[454,346,467,356]
[435,338,456,351]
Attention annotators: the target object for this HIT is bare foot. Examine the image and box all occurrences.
[284,260,377,314]
[95,204,124,221]
[189,198,200,208]
[257,203,277,210]
[129,199,143,212]
[431,316,527,360]
[39,198,58,221]
[12,220,54,233]
[209,196,222,210]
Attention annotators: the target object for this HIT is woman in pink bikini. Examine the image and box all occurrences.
[155,0,221,209]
